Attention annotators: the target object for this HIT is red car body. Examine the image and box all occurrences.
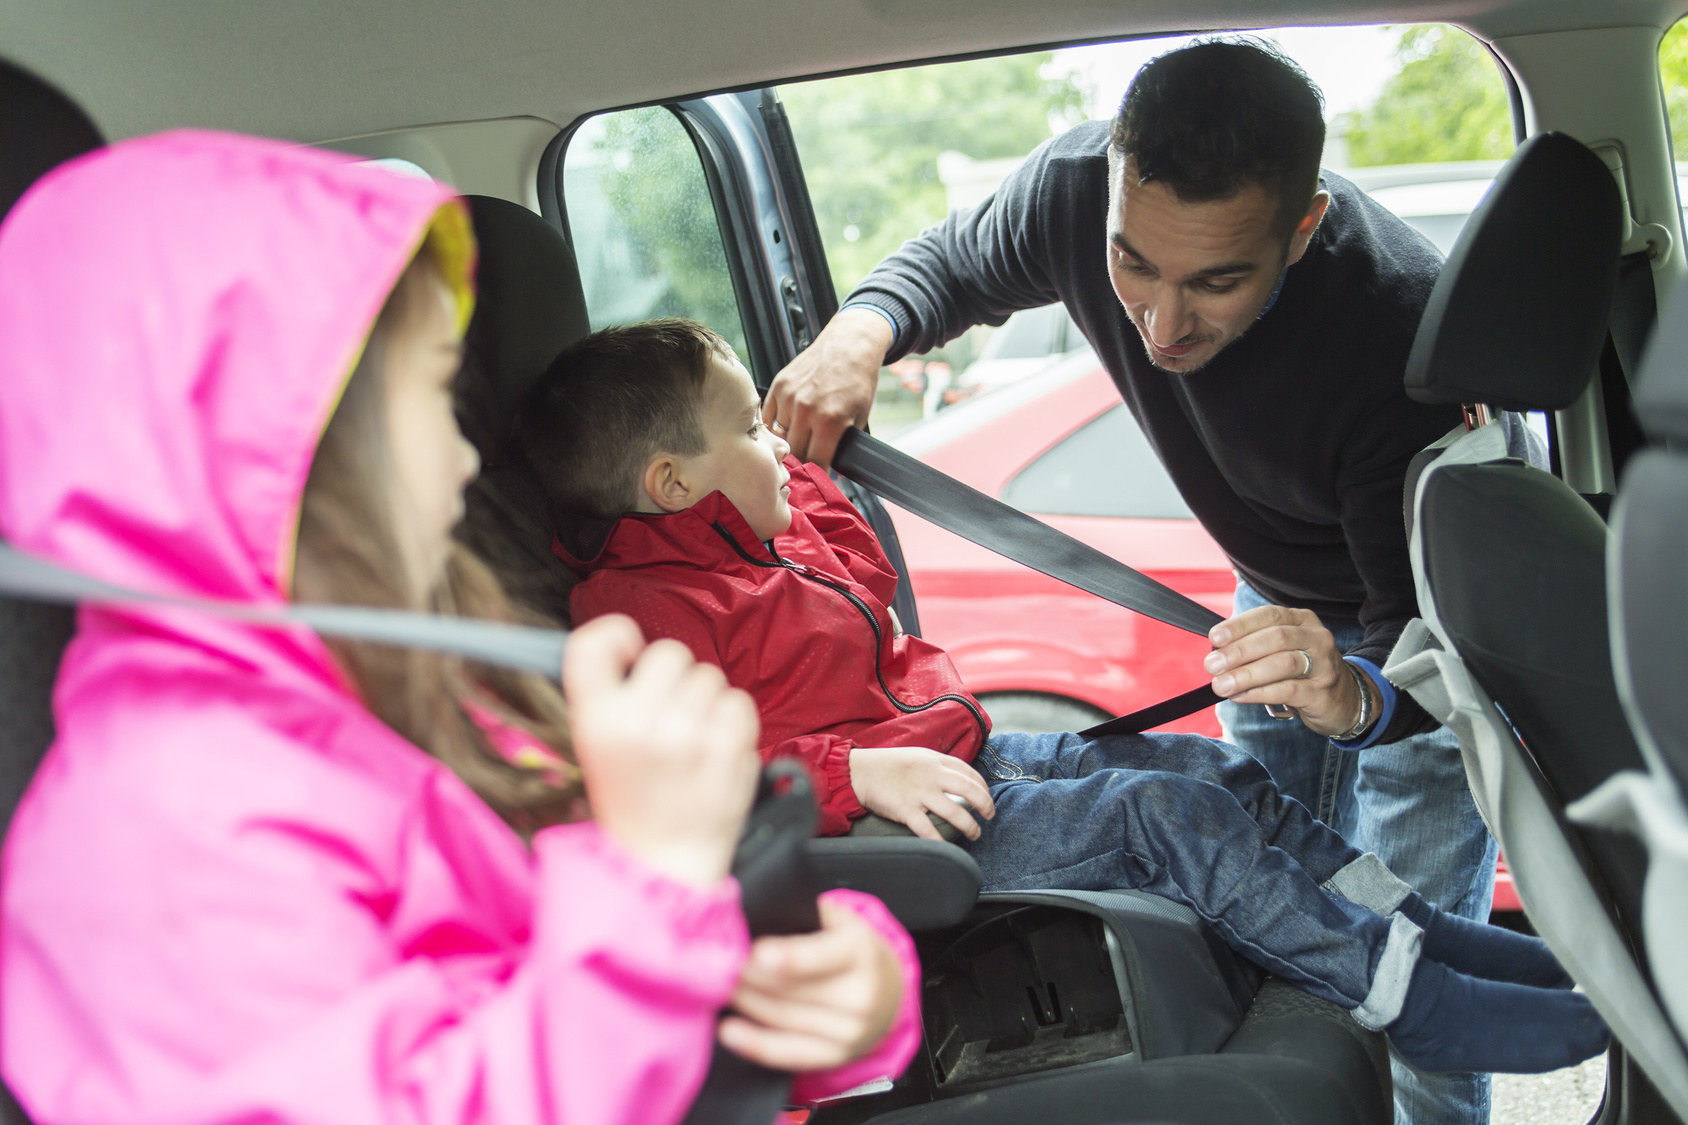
[883,350,1522,915]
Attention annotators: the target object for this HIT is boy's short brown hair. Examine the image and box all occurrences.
[516,318,735,520]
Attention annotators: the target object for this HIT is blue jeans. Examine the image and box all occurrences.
[1218,580,1499,1125]
[969,730,1417,1021]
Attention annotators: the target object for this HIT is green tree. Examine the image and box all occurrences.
[1659,19,1688,160]
[780,56,1085,302]
[1344,25,1514,166]
[582,106,750,361]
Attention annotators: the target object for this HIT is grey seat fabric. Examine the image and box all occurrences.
[1383,132,1688,1117]
[0,55,105,1125]
[1569,276,1688,1055]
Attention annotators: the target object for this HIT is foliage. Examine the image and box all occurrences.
[780,55,1085,303]
[572,107,750,361]
[1343,25,1514,166]
[1660,20,1688,160]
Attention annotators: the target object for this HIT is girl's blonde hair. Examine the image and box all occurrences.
[294,252,584,833]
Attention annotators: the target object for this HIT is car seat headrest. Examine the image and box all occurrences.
[2,60,103,222]
[1404,132,1623,412]
[457,195,590,463]
[1633,267,1688,444]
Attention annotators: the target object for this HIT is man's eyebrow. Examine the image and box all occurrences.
[1111,231,1149,264]
[1111,232,1257,281]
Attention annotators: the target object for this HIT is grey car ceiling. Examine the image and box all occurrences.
[3,0,1686,146]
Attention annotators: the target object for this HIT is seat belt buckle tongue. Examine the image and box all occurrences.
[1265,703,1298,721]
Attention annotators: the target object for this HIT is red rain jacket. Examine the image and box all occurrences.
[559,460,990,836]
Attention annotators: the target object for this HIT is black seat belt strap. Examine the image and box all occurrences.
[832,429,1222,735]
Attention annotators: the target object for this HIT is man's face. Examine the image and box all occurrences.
[1106,154,1326,374]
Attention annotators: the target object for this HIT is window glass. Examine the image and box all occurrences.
[1657,20,1688,219]
[1001,406,1193,520]
[562,106,749,362]
[778,24,1516,437]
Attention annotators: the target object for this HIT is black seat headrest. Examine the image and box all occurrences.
[453,196,592,625]
[1,59,103,223]
[1404,132,1623,412]
[457,196,591,462]
[1633,265,1688,444]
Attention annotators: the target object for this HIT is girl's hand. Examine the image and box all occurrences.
[1205,604,1374,738]
[563,614,762,888]
[849,745,995,841]
[718,898,904,1071]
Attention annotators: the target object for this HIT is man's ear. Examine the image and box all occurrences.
[641,454,692,514]
[1285,190,1331,267]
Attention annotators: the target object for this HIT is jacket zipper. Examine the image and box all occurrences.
[711,522,989,743]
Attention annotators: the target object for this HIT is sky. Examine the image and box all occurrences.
[1052,24,1402,124]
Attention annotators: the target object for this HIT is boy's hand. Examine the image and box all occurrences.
[563,615,762,888]
[718,897,904,1071]
[849,745,995,841]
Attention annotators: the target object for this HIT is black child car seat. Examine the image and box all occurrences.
[461,194,1393,1125]
[1570,265,1688,1085]
[1384,131,1688,1121]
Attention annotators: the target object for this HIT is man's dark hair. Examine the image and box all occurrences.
[516,319,732,520]
[1110,38,1326,238]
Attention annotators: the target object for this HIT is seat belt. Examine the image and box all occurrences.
[0,542,568,677]
[832,429,1222,736]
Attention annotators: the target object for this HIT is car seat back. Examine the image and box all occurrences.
[0,59,103,844]
[1383,132,1688,1118]
[0,53,105,1125]
[1569,278,1688,1054]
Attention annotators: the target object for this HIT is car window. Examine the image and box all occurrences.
[561,106,750,362]
[777,23,1518,435]
[1001,405,1193,520]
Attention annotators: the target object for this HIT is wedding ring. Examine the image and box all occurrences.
[771,419,789,435]
[1293,649,1314,679]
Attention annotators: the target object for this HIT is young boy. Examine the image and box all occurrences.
[515,318,1606,1076]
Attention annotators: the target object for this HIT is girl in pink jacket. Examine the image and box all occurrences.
[0,130,920,1125]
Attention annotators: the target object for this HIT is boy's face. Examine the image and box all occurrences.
[667,352,793,540]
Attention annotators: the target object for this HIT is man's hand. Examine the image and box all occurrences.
[848,745,995,841]
[1205,605,1377,739]
[718,897,904,1072]
[762,307,895,466]
[563,615,762,888]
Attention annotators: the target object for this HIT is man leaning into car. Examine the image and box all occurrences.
[763,37,1505,1125]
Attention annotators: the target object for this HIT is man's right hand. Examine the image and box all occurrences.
[762,306,895,466]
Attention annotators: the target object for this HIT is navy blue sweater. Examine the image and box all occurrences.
[848,120,1460,743]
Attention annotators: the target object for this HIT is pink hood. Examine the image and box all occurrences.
[0,132,919,1124]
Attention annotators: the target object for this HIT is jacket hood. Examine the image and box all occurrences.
[0,130,473,672]
[552,490,770,577]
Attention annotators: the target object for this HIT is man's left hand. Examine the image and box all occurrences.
[1204,605,1374,739]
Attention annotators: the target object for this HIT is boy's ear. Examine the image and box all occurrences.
[641,454,692,514]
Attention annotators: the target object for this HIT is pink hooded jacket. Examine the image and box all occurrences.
[0,132,920,1125]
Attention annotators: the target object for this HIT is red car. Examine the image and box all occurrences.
[884,347,1524,915]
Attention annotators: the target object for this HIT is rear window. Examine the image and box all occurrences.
[1001,406,1193,520]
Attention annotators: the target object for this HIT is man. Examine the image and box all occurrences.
[763,39,1502,1125]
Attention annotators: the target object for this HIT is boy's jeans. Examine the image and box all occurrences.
[969,729,1421,1024]
[1219,580,1498,1125]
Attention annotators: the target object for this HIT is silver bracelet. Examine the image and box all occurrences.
[1333,660,1376,742]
